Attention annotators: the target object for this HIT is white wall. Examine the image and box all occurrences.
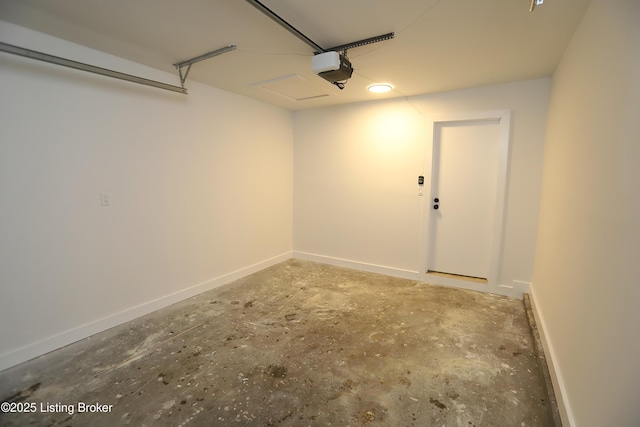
[293,79,550,293]
[531,1,640,426]
[0,21,293,370]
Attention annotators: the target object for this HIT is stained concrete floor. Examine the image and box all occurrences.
[0,260,550,426]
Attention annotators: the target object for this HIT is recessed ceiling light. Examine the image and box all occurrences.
[368,83,393,93]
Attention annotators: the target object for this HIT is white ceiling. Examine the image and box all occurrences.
[0,0,591,110]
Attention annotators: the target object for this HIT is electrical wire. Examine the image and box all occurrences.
[396,0,442,35]
[332,80,348,90]
[350,0,442,59]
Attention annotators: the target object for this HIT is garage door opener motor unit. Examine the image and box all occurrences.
[312,51,353,89]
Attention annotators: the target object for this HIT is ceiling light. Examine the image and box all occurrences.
[368,83,393,93]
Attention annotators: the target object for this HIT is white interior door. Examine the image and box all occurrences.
[428,119,501,279]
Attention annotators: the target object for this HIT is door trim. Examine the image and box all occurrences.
[418,110,511,295]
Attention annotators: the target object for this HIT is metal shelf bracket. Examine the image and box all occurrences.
[174,45,237,87]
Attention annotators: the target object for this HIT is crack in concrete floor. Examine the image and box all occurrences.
[0,259,550,426]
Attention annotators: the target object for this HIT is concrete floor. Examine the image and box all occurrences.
[0,260,550,426]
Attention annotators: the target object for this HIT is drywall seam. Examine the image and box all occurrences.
[529,285,576,426]
[293,251,420,280]
[0,252,293,371]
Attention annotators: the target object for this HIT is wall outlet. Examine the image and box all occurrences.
[100,192,111,206]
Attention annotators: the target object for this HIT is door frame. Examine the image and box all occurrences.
[418,110,511,295]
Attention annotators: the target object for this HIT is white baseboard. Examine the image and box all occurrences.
[0,251,292,372]
[495,280,531,298]
[293,251,420,281]
[293,252,532,299]
[528,287,575,427]
[512,280,532,292]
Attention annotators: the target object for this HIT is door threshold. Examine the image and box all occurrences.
[427,271,487,284]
